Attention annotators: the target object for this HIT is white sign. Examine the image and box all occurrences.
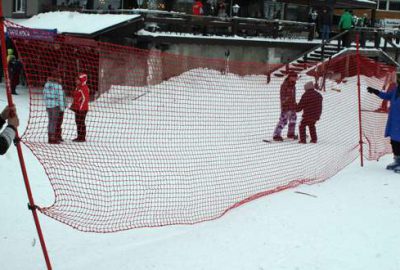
[382,18,400,28]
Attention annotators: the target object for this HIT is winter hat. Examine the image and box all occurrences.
[304,81,314,90]
[78,73,87,85]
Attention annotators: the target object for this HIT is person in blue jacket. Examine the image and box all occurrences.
[367,73,400,173]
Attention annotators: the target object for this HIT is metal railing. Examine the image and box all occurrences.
[73,8,316,40]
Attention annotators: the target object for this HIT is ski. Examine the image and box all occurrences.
[263,138,298,143]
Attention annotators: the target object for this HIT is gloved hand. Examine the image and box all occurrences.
[0,105,15,120]
[8,113,19,129]
[367,87,380,96]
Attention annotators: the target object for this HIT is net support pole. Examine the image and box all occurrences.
[0,2,53,270]
[356,32,364,167]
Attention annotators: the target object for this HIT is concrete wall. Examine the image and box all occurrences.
[163,43,305,64]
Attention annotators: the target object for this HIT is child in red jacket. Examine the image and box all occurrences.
[71,73,89,142]
[296,81,323,144]
[192,0,203,15]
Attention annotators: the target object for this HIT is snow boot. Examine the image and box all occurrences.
[386,156,400,170]
[394,165,400,174]
[287,134,298,140]
[273,135,283,142]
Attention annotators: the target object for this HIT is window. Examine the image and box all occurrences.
[389,1,400,10]
[13,0,26,13]
[378,0,387,9]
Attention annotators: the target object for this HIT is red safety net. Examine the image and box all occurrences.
[9,25,394,232]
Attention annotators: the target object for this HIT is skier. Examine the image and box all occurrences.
[71,73,89,142]
[296,81,323,144]
[0,105,19,155]
[43,72,66,144]
[272,71,298,141]
[367,75,400,173]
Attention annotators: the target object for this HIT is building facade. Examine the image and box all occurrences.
[3,0,54,18]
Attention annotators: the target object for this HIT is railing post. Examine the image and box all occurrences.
[232,18,238,36]
[374,30,380,48]
[272,20,279,39]
[383,36,388,52]
[308,23,314,41]
[356,33,364,167]
[321,42,325,61]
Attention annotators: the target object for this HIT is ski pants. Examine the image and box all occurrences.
[47,106,62,139]
[391,140,400,156]
[299,119,317,142]
[75,110,87,140]
[273,110,297,137]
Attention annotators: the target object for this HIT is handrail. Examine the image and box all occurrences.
[382,33,400,63]
[288,30,348,64]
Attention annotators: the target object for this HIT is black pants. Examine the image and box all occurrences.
[391,140,400,156]
[342,31,350,47]
[56,111,64,140]
[75,111,87,140]
[299,119,317,142]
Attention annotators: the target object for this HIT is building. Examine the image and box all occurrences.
[2,0,53,18]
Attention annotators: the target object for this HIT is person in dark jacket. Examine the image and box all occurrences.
[0,105,19,155]
[273,71,298,141]
[319,7,332,42]
[367,74,400,173]
[8,58,22,95]
[296,81,323,144]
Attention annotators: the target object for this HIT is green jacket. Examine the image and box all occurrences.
[338,11,353,30]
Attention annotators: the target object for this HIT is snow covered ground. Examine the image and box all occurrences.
[1,82,400,269]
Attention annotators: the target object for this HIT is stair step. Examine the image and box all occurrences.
[305,56,323,62]
[309,53,323,58]
[314,50,337,55]
[297,59,319,64]
[294,61,315,67]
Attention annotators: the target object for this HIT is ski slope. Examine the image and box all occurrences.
[1,81,400,269]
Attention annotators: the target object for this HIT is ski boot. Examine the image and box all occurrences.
[386,156,400,170]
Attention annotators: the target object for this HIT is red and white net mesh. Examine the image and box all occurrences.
[9,26,394,232]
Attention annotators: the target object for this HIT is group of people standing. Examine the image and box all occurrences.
[192,0,227,17]
[272,71,323,144]
[272,70,400,173]
[43,72,89,144]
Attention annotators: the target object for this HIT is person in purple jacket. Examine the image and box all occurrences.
[296,81,323,144]
[367,73,400,173]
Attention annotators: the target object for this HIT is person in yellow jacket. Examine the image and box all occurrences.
[7,48,15,63]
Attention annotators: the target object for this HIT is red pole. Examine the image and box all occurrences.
[356,33,364,167]
[0,2,52,269]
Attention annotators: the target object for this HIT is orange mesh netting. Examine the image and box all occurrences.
[9,25,394,232]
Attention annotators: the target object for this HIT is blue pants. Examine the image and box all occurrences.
[321,25,330,41]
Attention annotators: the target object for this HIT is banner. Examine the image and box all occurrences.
[7,27,57,42]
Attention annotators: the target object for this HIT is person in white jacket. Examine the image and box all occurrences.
[43,72,66,144]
